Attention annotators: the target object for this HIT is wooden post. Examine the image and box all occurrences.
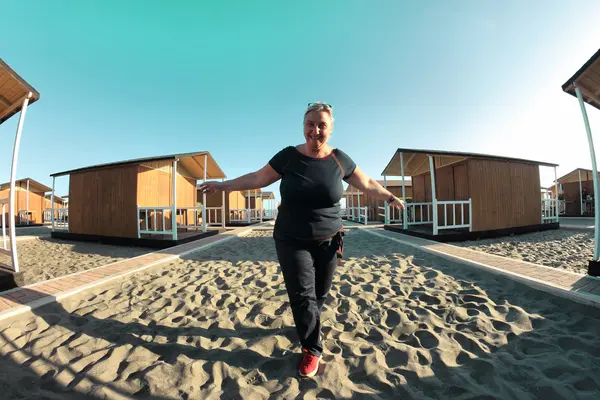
[579,169,583,216]
[202,155,207,232]
[554,167,559,221]
[221,178,226,228]
[51,177,55,232]
[172,160,178,240]
[400,152,407,229]
[429,156,438,235]
[247,190,251,224]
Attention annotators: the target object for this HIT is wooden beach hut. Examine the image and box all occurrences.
[0,58,40,278]
[381,148,560,241]
[561,47,600,275]
[0,178,51,226]
[555,168,598,216]
[49,151,227,248]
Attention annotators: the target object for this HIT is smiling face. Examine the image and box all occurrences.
[303,110,333,152]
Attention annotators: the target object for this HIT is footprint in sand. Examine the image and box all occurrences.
[384,310,401,328]
[415,330,439,349]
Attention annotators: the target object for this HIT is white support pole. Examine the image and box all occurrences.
[400,152,407,230]
[575,85,600,260]
[429,156,438,235]
[221,178,226,228]
[259,191,263,223]
[579,169,583,216]
[350,187,355,220]
[51,177,55,232]
[26,179,30,224]
[172,160,178,240]
[554,167,559,221]
[357,187,361,223]
[8,94,31,273]
[247,190,251,224]
[202,155,207,232]
[383,176,389,225]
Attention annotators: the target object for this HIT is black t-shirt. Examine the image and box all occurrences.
[269,146,357,240]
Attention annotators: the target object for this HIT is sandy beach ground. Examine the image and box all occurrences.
[0,229,599,399]
[0,237,153,286]
[456,228,593,274]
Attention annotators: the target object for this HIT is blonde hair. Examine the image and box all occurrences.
[304,102,334,124]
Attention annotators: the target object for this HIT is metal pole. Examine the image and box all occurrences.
[575,85,600,260]
[429,156,438,235]
[221,178,226,228]
[400,152,407,229]
[383,175,389,225]
[26,179,29,224]
[579,169,583,216]
[259,191,263,223]
[554,167,559,221]
[172,160,178,240]
[51,177,55,231]
[8,94,31,273]
[247,190,251,224]
[202,155,207,232]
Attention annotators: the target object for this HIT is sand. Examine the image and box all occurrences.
[0,229,599,399]
[456,229,594,274]
[0,237,153,286]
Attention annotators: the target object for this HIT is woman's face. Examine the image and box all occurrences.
[303,110,333,151]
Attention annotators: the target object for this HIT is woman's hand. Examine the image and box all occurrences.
[198,181,224,194]
[389,196,405,210]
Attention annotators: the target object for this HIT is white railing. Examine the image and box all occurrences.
[378,205,403,224]
[583,199,594,214]
[17,210,31,225]
[138,206,173,237]
[205,207,223,226]
[53,208,69,230]
[250,208,263,222]
[406,202,434,226]
[44,208,66,223]
[175,207,206,230]
[263,209,278,219]
[403,199,472,234]
[345,206,368,224]
[558,199,566,215]
[230,208,250,223]
[437,200,472,232]
[541,199,560,223]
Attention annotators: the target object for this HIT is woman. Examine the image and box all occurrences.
[198,102,404,378]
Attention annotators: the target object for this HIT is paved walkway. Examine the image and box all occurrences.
[0,226,254,321]
[366,229,600,308]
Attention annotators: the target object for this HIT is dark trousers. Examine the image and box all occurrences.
[275,236,339,357]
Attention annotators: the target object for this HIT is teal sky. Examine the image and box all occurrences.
[1,1,600,201]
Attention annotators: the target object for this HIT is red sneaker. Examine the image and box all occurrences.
[299,348,321,377]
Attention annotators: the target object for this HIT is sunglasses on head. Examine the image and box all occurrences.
[307,102,332,109]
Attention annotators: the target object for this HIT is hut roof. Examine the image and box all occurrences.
[0,58,40,126]
[556,168,599,184]
[382,148,558,176]
[0,178,51,193]
[562,48,600,111]
[51,151,227,180]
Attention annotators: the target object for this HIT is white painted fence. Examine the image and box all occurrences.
[541,199,560,223]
